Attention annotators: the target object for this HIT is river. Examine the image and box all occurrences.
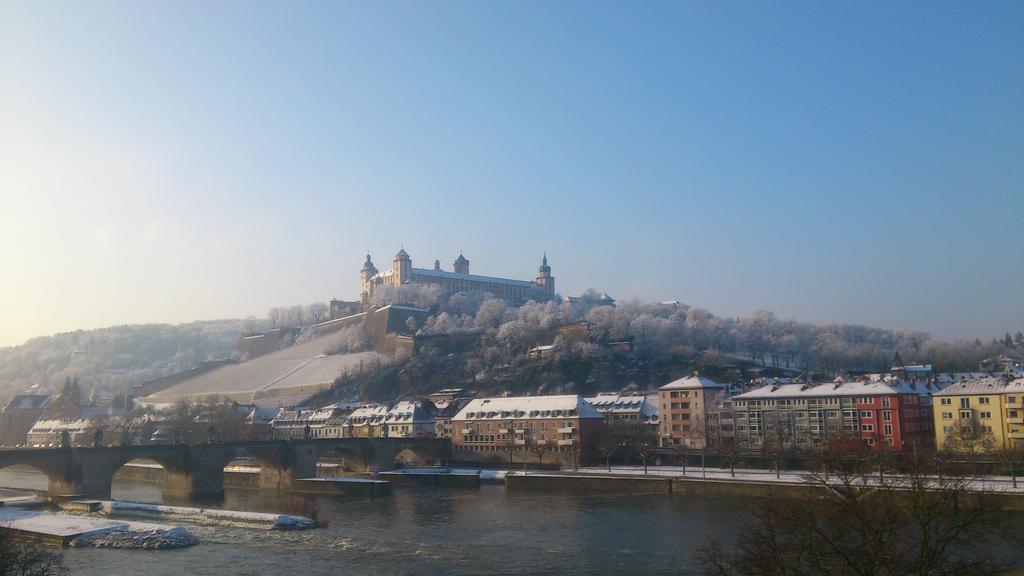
[0,468,749,575]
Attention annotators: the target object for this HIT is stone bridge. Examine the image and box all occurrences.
[0,438,449,500]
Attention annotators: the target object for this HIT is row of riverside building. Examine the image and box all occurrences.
[7,369,1024,456]
[657,371,1024,453]
[263,370,1024,460]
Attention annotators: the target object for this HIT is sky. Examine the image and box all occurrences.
[1,1,1021,347]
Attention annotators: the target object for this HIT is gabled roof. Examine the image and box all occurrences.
[659,375,724,391]
[933,376,1022,397]
[452,395,603,421]
[384,400,436,423]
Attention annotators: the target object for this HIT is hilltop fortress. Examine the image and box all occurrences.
[137,249,559,407]
[357,249,555,306]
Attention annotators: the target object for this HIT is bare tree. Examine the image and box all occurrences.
[596,426,622,472]
[943,417,996,460]
[530,440,551,467]
[713,442,741,478]
[997,445,1024,489]
[630,427,658,475]
[305,302,329,325]
[697,452,1024,576]
[267,307,284,329]
[0,530,66,576]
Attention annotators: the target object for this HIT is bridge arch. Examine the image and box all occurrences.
[0,461,57,492]
[393,446,441,467]
[319,446,369,473]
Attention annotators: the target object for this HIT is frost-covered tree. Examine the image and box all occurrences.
[304,302,329,325]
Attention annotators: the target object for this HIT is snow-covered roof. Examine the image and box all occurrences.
[349,403,391,424]
[28,418,92,433]
[410,267,535,288]
[933,376,1023,396]
[935,372,993,383]
[4,395,52,411]
[893,364,933,373]
[376,304,430,313]
[272,402,358,426]
[384,400,436,423]
[585,393,659,420]
[452,395,603,421]
[735,378,947,401]
[659,375,724,391]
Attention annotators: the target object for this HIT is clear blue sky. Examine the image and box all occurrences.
[1,1,1021,346]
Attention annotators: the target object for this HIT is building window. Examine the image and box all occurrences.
[883,424,892,435]
[882,397,891,408]
[882,410,892,421]
[941,398,952,406]
[860,411,873,419]
[862,424,874,432]
[979,397,991,405]
[980,412,992,420]
[960,398,971,409]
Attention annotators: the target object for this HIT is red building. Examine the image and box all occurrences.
[730,377,944,451]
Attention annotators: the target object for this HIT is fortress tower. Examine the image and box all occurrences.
[453,253,470,275]
[394,249,412,284]
[359,254,378,304]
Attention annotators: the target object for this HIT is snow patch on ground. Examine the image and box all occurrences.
[572,465,1024,493]
[1,507,197,549]
[393,467,508,483]
[70,526,198,549]
[102,501,317,531]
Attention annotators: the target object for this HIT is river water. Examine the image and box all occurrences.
[0,469,750,576]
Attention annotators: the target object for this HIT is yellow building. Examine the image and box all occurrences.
[933,376,1024,453]
[1001,380,1024,449]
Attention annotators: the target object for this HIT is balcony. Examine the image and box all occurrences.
[1010,431,1024,440]
[535,439,547,445]
[1008,417,1024,424]
[461,428,472,434]
[557,439,574,446]
[498,428,510,434]
[557,426,575,434]
[514,439,526,445]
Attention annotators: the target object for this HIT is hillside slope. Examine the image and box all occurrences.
[0,320,265,401]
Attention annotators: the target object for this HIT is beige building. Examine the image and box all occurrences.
[451,395,605,454]
[657,374,729,449]
[359,249,555,305]
[0,394,52,446]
